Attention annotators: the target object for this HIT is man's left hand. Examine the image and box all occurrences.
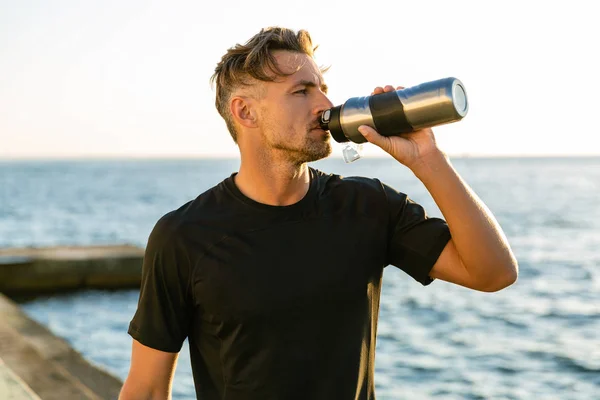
[358,85,444,171]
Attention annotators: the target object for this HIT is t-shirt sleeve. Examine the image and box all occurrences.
[381,181,452,286]
[128,214,193,352]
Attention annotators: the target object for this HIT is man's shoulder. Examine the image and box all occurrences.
[150,176,236,243]
[313,168,386,196]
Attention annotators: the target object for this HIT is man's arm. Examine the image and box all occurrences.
[412,151,518,292]
[358,84,518,292]
[119,340,179,400]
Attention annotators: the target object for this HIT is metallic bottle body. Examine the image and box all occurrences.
[320,77,469,144]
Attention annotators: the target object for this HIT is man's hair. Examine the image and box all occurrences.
[210,27,326,143]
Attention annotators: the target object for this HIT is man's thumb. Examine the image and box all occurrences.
[358,125,388,151]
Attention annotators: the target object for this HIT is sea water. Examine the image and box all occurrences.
[2,156,599,399]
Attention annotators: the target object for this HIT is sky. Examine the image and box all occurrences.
[1,0,598,159]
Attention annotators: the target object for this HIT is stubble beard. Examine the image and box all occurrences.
[298,132,332,163]
[265,128,332,165]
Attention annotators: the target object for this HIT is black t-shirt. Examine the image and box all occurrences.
[128,167,451,400]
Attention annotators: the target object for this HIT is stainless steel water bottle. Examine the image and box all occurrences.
[319,77,468,144]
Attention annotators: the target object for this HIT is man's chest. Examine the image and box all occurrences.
[189,217,386,320]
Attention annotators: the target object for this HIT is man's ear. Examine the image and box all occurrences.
[230,96,258,129]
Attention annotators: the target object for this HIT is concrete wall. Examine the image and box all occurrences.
[0,245,146,399]
[0,245,144,295]
[0,292,124,399]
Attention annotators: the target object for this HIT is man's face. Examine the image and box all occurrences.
[253,51,334,164]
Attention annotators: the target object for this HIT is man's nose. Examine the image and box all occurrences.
[313,92,334,115]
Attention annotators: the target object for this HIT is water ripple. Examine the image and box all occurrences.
[6,157,600,399]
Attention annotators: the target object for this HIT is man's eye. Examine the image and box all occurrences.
[294,89,307,95]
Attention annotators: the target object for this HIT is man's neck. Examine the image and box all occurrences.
[234,154,311,207]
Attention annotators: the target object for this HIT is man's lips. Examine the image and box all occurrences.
[311,128,330,138]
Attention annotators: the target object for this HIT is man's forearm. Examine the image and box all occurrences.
[410,151,518,286]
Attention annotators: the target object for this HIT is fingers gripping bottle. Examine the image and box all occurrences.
[319,77,469,163]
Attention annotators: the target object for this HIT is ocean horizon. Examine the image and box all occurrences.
[2,153,600,162]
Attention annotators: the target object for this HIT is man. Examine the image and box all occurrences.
[119,27,518,400]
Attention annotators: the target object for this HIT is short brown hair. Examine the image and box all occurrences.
[210,27,326,143]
